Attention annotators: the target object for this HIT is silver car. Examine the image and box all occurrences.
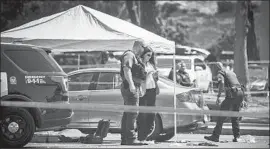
[66,68,210,141]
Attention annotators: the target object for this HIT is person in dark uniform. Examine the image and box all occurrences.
[119,40,147,145]
[204,62,245,142]
[168,61,194,87]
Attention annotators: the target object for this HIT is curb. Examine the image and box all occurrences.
[31,135,60,143]
[191,123,269,136]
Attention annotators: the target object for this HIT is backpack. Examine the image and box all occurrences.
[79,119,110,144]
[120,50,146,88]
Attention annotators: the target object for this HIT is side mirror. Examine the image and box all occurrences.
[195,66,203,71]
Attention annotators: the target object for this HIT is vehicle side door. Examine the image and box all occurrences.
[194,58,209,90]
[68,72,98,128]
[88,72,123,128]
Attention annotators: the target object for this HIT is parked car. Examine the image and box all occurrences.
[156,55,213,92]
[0,43,73,148]
[249,65,269,96]
[175,45,210,58]
[52,51,112,73]
[66,68,210,141]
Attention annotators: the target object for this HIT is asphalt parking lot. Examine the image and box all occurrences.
[23,133,269,148]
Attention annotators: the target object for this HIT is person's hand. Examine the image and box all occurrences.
[129,84,136,93]
[152,71,158,78]
[216,97,221,106]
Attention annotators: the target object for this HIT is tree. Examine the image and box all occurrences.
[126,0,140,25]
[246,0,259,60]
[257,1,269,62]
[234,1,250,93]
[140,1,160,34]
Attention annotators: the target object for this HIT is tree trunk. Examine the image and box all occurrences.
[126,0,140,25]
[234,1,250,91]
[257,1,269,62]
[246,0,260,60]
[139,0,159,34]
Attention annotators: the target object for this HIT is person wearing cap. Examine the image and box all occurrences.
[204,62,245,143]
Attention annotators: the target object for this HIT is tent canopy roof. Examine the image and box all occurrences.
[1,5,175,53]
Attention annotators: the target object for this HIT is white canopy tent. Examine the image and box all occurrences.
[1,5,175,54]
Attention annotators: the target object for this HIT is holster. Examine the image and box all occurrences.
[122,80,140,89]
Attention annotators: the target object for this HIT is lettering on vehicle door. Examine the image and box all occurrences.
[25,76,46,84]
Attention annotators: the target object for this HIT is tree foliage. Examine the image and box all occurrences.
[1,1,127,32]
[159,18,194,46]
[157,2,193,46]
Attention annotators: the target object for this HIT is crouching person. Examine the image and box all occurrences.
[204,62,245,142]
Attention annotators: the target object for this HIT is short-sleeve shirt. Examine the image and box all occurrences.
[120,51,137,80]
[144,62,156,89]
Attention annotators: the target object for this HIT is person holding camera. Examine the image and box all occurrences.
[204,62,246,142]
[119,40,147,145]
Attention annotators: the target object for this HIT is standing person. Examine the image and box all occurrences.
[119,40,147,145]
[137,46,159,143]
[204,62,245,142]
[168,61,194,87]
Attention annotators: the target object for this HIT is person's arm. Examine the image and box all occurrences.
[168,68,173,81]
[122,53,136,93]
[216,73,224,105]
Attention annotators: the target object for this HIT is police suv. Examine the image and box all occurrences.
[0,43,73,148]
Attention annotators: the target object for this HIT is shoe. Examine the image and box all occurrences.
[233,137,241,142]
[204,135,219,142]
[121,140,146,145]
[140,140,153,145]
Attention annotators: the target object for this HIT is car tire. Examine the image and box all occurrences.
[146,114,163,141]
[0,107,35,148]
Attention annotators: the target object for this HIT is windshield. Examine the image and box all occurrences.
[157,58,192,69]
[4,49,62,72]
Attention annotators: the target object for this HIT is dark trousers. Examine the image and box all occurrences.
[120,84,139,142]
[137,88,156,141]
[213,89,244,138]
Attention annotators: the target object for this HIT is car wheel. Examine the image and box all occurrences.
[0,107,35,148]
[146,114,163,141]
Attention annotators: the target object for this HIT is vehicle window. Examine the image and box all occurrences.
[194,58,206,70]
[68,73,94,91]
[4,50,62,72]
[96,72,114,90]
[158,76,183,88]
[157,58,173,68]
[176,59,192,70]
[157,58,192,70]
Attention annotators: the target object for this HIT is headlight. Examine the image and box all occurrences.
[251,84,265,90]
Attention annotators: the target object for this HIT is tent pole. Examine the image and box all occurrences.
[77,54,80,70]
[173,49,177,142]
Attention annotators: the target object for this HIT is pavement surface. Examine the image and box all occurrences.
[23,133,269,148]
